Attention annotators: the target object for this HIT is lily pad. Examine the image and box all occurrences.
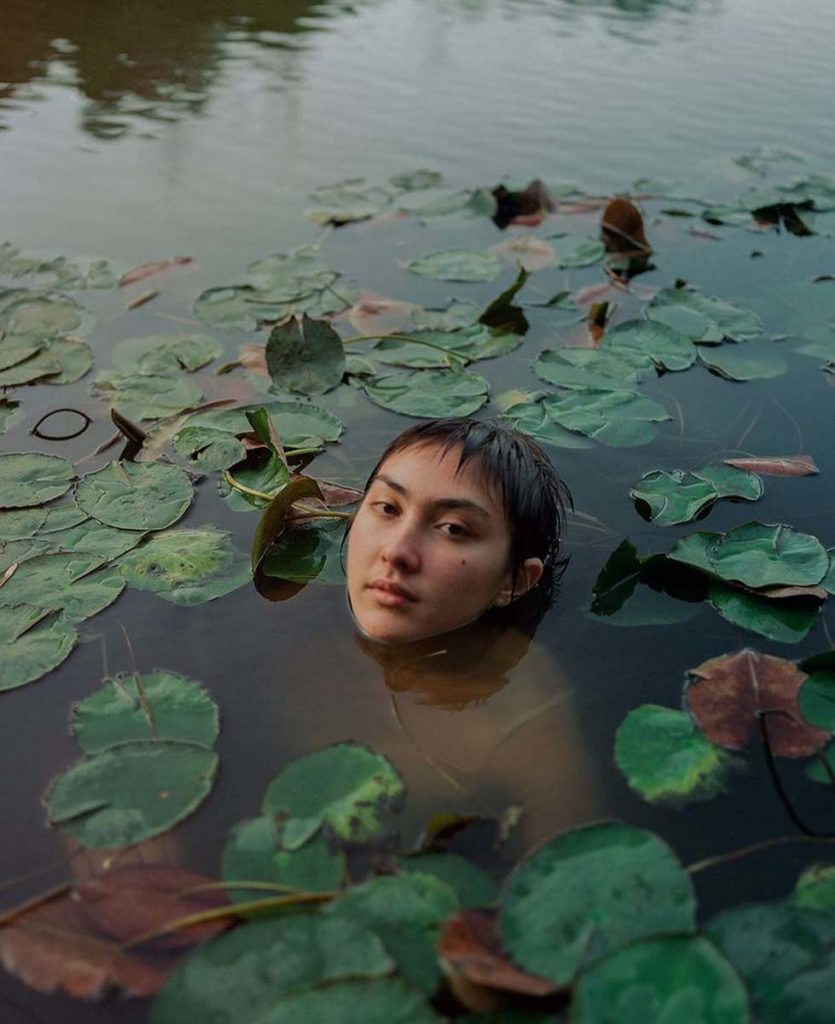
[262,742,404,849]
[413,189,497,220]
[91,372,203,421]
[118,526,250,606]
[0,551,124,622]
[709,582,820,643]
[698,343,787,381]
[0,347,62,385]
[76,462,192,531]
[602,319,696,371]
[632,466,763,526]
[327,872,459,993]
[266,314,346,395]
[500,822,696,985]
[407,250,501,283]
[371,328,479,369]
[799,670,835,732]
[183,399,344,449]
[45,740,218,847]
[501,400,594,449]
[552,236,605,268]
[39,337,94,384]
[648,288,762,342]
[542,388,669,447]
[794,864,835,916]
[306,177,394,225]
[573,935,750,1024]
[534,348,645,391]
[669,522,830,589]
[151,915,393,1024]
[0,452,75,508]
[0,292,90,339]
[615,704,733,805]
[112,333,223,374]
[0,399,20,436]
[0,333,43,371]
[411,301,480,331]
[399,852,499,909]
[262,519,346,585]
[0,506,48,540]
[72,670,219,753]
[193,285,285,331]
[173,426,246,471]
[221,816,345,901]
[0,605,76,691]
[48,517,145,560]
[363,369,490,418]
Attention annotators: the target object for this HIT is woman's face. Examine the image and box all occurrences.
[346,442,517,643]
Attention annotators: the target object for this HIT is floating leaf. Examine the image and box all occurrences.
[411,300,480,331]
[0,346,61,385]
[407,250,501,283]
[723,455,818,477]
[501,400,594,449]
[76,462,192,531]
[534,348,644,391]
[648,288,762,342]
[0,605,76,691]
[414,189,497,220]
[709,583,820,643]
[265,314,346,395]
[794,864,835,916]
[48,517,145,559]
[601,197,650,254]
[193,285,279,331]
[799,669,835,732]
[41,337,94,384]
[685,649,828,757]
[46,741,218,847]
[0,291,90,339]
[552,236,605,268]
[327,872,458,993]
[118,526,250,606]
[173,426,246,471]
[572,935,749,1024]
[602,319,696,371]
[500,822,696,985]
[615,704,733,804]
[370,328,476,368]
[221,816,345,901]
[261,518,346,584]
[151,914,393,1024]
[0,332,43,371]
[251,476,322,572]
[184,399,344,450]
[306,177,393,225]
[390,169,443,191]
[698,343,787,381]
[262,742,404,849]
[91,372,203,421]
[632,466,762,527]
[0,398,21,435]
[0,506,48,539]
[72,670,219,753]
[0,452,75,508]
[399,852,498,909]
[363,369,490,418]
[0,551,124,622]
[670,522,829,589]
[112,333,222,374]
[542,388,669,447]
[489,237,553,272]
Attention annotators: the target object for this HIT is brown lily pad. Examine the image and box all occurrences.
[723,455,818,477]
[601,197,651,255]
[685,649,829,758]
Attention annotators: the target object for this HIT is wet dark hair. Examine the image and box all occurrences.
[356,417,572,629]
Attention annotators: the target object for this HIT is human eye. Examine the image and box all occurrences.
[372,500,399,518]
[438,520,470,539]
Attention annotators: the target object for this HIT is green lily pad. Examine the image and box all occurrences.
[0,333,43,371]
[0,452,75,508]
[0,506,48,540]
[573,935,750,1024]
[261,519,346,585]
[669,522,829,589]
[245,245,329,292]
[262,742,404,849]
[0,292,90,339]
[799,671,835,731]
[45,740,218,847]
[407,250,501,283]
[0,551,124,622]
[413,189,497,220]
[0,347,62,385]
[501,400,594,449]
[552,235,605,268]
[0,398,21,435]
[371,328,478,368]
[648,288,762,342]
[255,978,441,1024]
[542,388,669,447]
[534,348,645,391]
[615,704,733,805]
[118,526,250,605]
[91,372,203,420]
[75,462,192,531]
[193,285,283,331]
[37,337,93,384]
[151,915,394,1024]
[112,333,223,374]
[698,343,787,381]
[327,872,459,993]
[221,816,346,902]
[306,177,393,224]
[804,741,835,784]
[709,583,820,643]
[48,517,145,559]
[38,502,88,534]
[72,670,219,753]
[602,319,696,371]
[632,466,763,526]
[265,314,346,395]
[173,426,247,471]
[411,301,480,331]
[796,324,835,360]
[0,538,51,573]
[399,852,499,909]
[0,605,76,691]
[363,369,490,418]
[707,903,835,1017]
[764,951,835,1024]
[794,864,835,916]
[500,822,696,985]
[183,399,344,449]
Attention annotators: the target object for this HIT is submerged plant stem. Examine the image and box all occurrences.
[687,834,835,875]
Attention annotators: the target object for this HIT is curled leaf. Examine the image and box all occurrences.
[723,455,819,477]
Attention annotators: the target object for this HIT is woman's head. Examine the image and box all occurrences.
[346,418,571,643]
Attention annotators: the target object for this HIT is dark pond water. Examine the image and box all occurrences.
[3,0,835,1019]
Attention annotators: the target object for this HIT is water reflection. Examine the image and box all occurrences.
[0,0,341,137]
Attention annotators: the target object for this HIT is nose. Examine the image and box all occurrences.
[380,518,422,573]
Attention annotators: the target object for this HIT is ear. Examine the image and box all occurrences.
[493,557,544,608]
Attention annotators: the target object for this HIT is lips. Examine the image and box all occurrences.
[368,579,417,605]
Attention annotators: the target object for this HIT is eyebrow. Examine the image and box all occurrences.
[373,473,492,519]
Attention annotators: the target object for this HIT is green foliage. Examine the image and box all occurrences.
[602,318,697,371]
[534,348,644,391]
[261,518,346,584]
[0,605,76,691]
[500,822,696,984]
[407,249,501,282]
[75,461,193,531]
[541,388,669,447]
[709,583,820,643]
[648,288,762,342]
[399,852,499,909]
[0,551,124,622]
[265,314,346,394]
[91,371,203,420]
[552,235,605,268]
[363,368,490,417]
[698,342,787,381]
[111,333,223,374]
[0,452,75,508]
[632,465,762,526]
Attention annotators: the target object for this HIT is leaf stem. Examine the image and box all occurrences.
[687,835,835,875]
[223,471,275,502]
[341,333,470,366]
[0,883,71,928]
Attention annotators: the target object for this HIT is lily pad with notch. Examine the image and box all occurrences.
[0,605,77,691]
[648,288,762,343]
[698,342,787,381]
[534,348,646,392]
[363,368,490,418]
[75,462,193,532]
[501,400,594,449]
[112,333,223,374]
[632,465,763,527]
[541,388,669,447]
[91,372,203,421]
[407,250,501,283]
[265,314,346,395]
[0,551,124,623]
[0,452,75,508]
[709,582,821,643]
[601,318,696,371]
